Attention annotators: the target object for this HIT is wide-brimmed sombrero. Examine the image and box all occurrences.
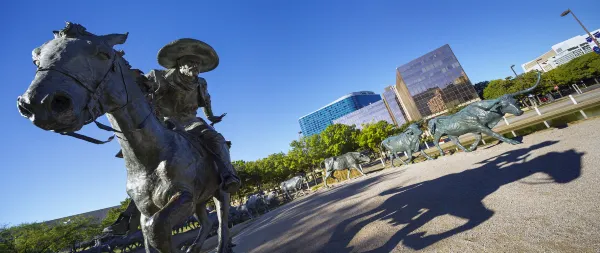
[157,38,219,73]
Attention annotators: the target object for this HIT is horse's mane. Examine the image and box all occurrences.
[53,22,95,38]
[52,22,133,70]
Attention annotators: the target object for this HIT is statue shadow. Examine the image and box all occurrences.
[321,140,583,252]
[483,135,523,150]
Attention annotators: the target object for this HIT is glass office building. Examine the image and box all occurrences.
[395,44,479,120]
[382,86,407,126]
[299,91,382,136]
[332,100,394,130]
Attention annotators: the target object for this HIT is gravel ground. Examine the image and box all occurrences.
[230,117,600,253]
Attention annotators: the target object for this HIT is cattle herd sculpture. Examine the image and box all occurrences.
[16,22,542,252]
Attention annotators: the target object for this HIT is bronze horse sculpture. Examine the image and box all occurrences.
[17,22,232,253]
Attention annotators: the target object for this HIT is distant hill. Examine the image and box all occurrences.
[43,205,119,226]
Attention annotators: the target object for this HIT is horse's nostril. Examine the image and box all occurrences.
[17,97,33,118]
[51,94,72,114]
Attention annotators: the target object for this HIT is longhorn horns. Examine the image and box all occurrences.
[508,71,542,97]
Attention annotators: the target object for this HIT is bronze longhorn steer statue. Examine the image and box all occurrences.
[380,122,433,167]
[428,71,541,156]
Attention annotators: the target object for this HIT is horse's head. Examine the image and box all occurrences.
[17,22,129,133]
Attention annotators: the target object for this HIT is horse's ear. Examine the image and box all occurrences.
[102,32,129,47]
[53,30,60,39]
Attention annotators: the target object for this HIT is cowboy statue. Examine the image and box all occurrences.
[105,38,241,235]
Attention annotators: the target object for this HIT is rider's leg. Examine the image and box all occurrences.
[186,120,241,194]
[201,129,241,193]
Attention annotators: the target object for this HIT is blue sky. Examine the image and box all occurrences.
[1,0,598,225]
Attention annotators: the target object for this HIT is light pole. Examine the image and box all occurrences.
[536,59,545,72]
[561,9,600,49]
[510,64,518,78]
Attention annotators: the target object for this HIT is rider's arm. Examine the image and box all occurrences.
[198,77,214,118]
[143,70,158,91]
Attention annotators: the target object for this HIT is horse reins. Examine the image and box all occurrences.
[36,53,151,144]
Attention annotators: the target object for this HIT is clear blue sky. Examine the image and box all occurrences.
[1,0,598,225]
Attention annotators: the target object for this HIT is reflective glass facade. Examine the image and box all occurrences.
[396,44,479,118]
[382,86,407,126]
[332,100,394,130]
[299,91,382,136]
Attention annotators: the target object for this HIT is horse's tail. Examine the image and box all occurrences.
[428,119,437,135]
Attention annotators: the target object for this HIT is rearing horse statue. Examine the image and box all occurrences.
[16,22,232,253]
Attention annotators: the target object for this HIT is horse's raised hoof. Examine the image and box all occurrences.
[507,139,521,145]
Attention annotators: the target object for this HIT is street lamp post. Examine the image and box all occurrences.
[561,9,600,49]
[510,64,518,78]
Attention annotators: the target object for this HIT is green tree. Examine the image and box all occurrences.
[100,198,132,229]
[288,139,313,174]
[0,225,16,253]
[473,81,490,99]
[319,124,360,157]
[357,121,401,154]
[3,215,101,253]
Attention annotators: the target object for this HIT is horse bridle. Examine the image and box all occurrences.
[36,53,150,144]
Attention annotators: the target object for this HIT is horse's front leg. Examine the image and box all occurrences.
[433,132,445,156]
[406,149,414,164]
[184,203,212,253]
[354,165,366,176]
[213,191,233,253]
[140,214,158,253]
[144,191,194,253]
[449,135,470,152]
[323,171,331,188]
[468,133,482,151]
[420,148,434,160]
[478,126,520,145]
[398,151,409,165]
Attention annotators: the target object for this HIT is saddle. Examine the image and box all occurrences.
[115,140,231,158]
[114,119,232,158]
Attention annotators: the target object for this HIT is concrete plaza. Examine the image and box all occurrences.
[229,117,600,252]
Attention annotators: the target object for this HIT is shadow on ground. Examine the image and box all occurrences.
[316,140,582,252]
[232,141,583,252]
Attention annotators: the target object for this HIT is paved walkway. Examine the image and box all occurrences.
[229,118,600,252]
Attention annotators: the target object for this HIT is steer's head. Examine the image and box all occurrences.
[498,70,542,116]
[497,95,523,116]
[406,123,423,136]
[356,152,371,163]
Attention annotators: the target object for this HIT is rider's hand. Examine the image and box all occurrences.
[208,115,224,124]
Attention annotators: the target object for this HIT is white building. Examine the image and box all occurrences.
[522,28,599,73]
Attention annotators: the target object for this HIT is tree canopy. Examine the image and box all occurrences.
[1,215,101,253]
[482,53,600,99]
